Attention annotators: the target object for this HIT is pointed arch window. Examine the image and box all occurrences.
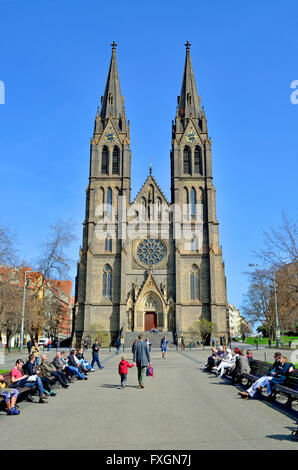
[183,146,191,175]
[112,146,120,175]
[103,265,112,300]
[101,146,109,175]
[107,187,112,217]
[157,197,162,221]
[141,197,147,221]
[191,187,196,217]
[190,265,200,300]
[194,146,203,174]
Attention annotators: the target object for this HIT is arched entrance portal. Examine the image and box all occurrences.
[144,311,157,331]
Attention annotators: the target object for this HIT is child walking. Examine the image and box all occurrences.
[118,356,134,389]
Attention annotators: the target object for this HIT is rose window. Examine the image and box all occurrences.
[137,239,166,266]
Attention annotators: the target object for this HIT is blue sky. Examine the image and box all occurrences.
[0,0,297,313]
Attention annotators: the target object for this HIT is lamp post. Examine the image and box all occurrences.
[20,270,31,352]
[272,272,280,348]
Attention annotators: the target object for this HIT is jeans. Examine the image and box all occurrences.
[41,376,52,392]
[16,378,36,390]
[66,365,85,379]
[91,354,103,369]
[78,359,92,371]
[51,371,68,387]
[34,357,39,366]
[116,347,120,355]
[120,374,127,385]
[35,376,45,395]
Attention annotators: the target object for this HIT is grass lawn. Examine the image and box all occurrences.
[0,369,9,374]
[242,336,297,345]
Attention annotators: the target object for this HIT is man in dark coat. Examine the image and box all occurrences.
[133,334,151,389]
[91,339,104,370]
[27,339,32,355]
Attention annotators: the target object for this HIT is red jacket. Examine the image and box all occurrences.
[119,360,134,375]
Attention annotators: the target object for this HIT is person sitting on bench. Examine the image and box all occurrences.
[11,359,48,403]
[0,374,20,415]
[239,355,295,399]
[75,348,94,372]
[39,354,69,388]
[54,352,86,381]
[23,354,56,399]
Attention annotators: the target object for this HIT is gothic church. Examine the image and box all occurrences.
[74,42,228,345]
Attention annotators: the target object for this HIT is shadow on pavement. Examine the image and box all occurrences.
[100,384,138,389]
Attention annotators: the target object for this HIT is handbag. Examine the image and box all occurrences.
[146,365,154,377]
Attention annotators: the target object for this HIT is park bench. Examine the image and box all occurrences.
[0,367,57,410]
[242,360,272,386]
[243,359,298,408]
[270,370,298,408]
[0,371,36,408]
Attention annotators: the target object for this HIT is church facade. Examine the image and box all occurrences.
[73,42,228,346]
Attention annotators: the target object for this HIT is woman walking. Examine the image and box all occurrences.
[160,336,168,360]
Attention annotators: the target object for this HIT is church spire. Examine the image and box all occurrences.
[177,41,201,126]
[100,41,125,125]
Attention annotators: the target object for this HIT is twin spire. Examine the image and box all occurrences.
[100,41,125,124]
[99,41,201,127]
[177,41,201,125]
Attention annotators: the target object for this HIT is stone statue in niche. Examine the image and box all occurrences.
[167,295,175,330]
[126,292,134,331]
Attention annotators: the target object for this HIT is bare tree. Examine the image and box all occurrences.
[255,213,297,270]
[188,319,215,344]
[36,220,76,281]
[0,268,23,351]
[242,269,275,338]
[0,223,17,266]
[251,213,298,333]
[33,220,76,338]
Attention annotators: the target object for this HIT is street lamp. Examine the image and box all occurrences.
[272,272,280,348]
[20,270,31,352]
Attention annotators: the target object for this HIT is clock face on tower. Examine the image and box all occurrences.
[104,131,116,143]
[185,131,198,143]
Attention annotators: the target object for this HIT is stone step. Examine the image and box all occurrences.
[124,331,174,350]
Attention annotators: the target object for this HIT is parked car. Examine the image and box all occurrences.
[38,337,49,347]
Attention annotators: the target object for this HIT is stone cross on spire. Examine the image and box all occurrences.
[111,41,118,52]
[185,40,191,52]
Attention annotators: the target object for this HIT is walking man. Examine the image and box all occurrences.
[91,339,104,370]
[133,334,151,389]
[27,339,32,355]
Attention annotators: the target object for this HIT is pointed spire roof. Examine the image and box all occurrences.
[100,41,124,121]
[177,41,201,122]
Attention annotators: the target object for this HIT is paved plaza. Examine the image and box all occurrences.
[1,348,297,450]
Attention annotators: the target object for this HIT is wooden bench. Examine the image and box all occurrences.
[242,360,272,386]
[0,371,36,407]
[0,368,57,409]
[270,370,298,408]
[243,359,298,408]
